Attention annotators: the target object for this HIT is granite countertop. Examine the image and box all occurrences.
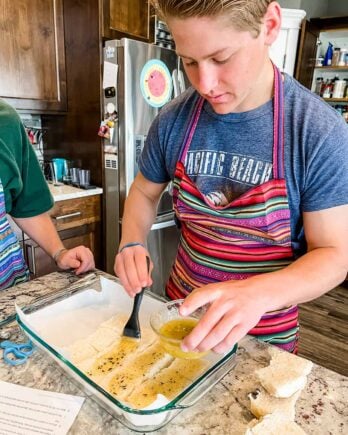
[0,271,346,435]
[48,183,103,201]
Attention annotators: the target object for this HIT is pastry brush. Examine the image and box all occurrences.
[122,256,150,339]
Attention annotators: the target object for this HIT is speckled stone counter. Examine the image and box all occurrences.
[48,184,103,201]
[0,271,347,434]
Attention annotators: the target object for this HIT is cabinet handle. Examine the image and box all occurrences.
[26,244,36,276]
[53,211,82,220]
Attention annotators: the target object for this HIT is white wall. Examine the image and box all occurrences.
[278,0,347,18]
[278,0,302,8]
[278,0,327,18]
[300,0,328,18]
[326,0,348,17]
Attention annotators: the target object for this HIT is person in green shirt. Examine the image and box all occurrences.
[0,98,95,290]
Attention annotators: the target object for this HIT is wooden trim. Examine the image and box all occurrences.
[294,18,307,80]
[311,16,348,31]
[315,66,348,71]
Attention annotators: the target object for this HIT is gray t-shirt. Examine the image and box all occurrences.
[139,74,348,256]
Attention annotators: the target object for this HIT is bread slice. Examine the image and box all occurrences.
[65,313,131,364]
[126,368,191,409]
[126,357,209,409]
[104,342,173,399]
[99,313,129,331]
[248,387,301,420]
[246,413,307,435]
[268,349,313,377]
[72,317,156,376]
[256,351,313,398]
[84,326,120,352]
[162,357,210,381]
[67,338,98,364]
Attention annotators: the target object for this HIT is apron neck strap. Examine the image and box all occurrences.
[179,95,204,163]
[272,64,285,179]
[180,64,285,179]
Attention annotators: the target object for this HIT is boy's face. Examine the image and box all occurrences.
[168,8,280,114]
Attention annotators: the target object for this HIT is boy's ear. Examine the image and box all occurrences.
[263,2,282,46]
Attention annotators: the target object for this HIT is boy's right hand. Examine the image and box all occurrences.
[114,245,153,297]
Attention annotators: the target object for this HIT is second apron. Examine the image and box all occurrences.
[0,178,29,290]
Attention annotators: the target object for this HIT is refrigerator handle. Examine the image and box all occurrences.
[151,219,176,230]
[177,69,186,94]
[172,69,180,98]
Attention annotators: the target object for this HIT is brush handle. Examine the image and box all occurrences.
[131,255,150,318]
[132,290,144,320]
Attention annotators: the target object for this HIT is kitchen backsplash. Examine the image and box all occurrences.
[20,114,45,166]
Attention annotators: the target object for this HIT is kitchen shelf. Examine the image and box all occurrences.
[323,97,348,102]
[315,66,348,71]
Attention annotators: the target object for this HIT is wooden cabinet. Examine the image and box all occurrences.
[102,0,153,41]
[50,195,101,232]
[0,0,67,112]
[296,16,348,123]
[24,195,101,278]
[296,17,348,89]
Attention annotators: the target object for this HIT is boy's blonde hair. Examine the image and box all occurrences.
[151,0,274,36]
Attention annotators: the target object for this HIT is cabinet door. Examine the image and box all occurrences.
[102,0,152,41]
[295,20,320,88]
[24,223,101,278]
[50,195,101,231]
[0,0,67,112]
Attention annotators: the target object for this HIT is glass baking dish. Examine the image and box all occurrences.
[16,276,238,432]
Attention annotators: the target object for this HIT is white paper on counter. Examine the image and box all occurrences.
[0,380,84,435]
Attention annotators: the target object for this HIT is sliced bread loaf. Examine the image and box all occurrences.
[248,387,301,420]
[256,350,313,398]
[246,412,307,434]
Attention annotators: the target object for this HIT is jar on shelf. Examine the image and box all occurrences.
[338,48,347,66]
[315,56,324,67]
[332,48,341,66]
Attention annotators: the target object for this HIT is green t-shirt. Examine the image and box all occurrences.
[0,99,54,217]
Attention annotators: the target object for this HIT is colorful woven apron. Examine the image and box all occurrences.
[0,178,29,290]
[166,65,299,353]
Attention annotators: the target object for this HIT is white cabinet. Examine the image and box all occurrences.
[270,8,306,76]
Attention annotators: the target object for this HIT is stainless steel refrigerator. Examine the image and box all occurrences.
[102,38,186,297]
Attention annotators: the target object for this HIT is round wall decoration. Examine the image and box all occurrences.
[140,59,173,108]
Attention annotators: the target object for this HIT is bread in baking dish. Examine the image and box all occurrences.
[66,313,209,408]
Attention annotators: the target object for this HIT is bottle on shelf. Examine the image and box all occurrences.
[332,80,347,99]
[315,77,323,95]
[322,79,333,98]
[323,42,333,66]
[342,107,348,123]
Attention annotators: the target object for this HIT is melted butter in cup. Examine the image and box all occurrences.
[158,318,209,359]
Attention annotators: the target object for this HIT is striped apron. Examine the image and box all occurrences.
[0,178,29,290]
[166,65,299,353]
